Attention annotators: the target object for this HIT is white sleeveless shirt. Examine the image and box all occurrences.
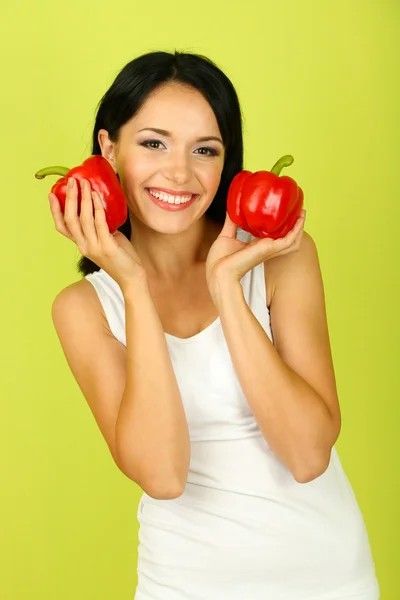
[85,227,379,600]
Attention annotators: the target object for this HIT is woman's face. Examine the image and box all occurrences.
[102,83,225,235]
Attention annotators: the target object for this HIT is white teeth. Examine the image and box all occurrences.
[148,189,193,204]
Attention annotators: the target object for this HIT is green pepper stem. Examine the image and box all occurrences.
[270,155,294,176]
[34,166,70,179]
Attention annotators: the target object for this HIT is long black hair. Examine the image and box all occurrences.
[78,50,244,276]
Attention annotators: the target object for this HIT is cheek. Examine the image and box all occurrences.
[118,157,153,189]
[200,162,224,192]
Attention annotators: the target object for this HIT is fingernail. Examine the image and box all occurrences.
[67,178,74,189]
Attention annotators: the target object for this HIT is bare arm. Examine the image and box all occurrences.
[52,279,190,499]
[214,232,341,483]
[116,280,191,497]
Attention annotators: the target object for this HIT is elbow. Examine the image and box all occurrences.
[292,450,332,484]
[122,462,186,499]
[123,465,186,499]
[146,483,186,500]
[138,474,186,499]
[113,439,186,499]
[121,468,186,499]
[292,419,340,484]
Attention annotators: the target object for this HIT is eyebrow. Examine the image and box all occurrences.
[137,127,224,145]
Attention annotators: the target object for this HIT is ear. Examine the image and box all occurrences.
[98,129,117,173]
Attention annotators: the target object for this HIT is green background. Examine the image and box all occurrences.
[1,0,398,598]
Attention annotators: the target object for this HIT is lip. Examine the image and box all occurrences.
[145,188,198,211]
[147,186,197,196]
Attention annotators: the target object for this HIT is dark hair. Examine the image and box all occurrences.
[78,50,244,276]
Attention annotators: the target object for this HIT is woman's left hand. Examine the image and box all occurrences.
[206,209,306,303]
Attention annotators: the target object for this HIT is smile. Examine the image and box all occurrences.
[145,188,199,211]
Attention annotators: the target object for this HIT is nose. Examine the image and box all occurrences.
[161,148,191,186]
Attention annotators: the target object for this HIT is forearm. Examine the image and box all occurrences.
[115,280,190,497]
[216,279,336,481]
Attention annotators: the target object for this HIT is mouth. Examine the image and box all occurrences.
[145,187,199,211]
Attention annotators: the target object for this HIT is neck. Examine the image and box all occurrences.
[129,215,220,282]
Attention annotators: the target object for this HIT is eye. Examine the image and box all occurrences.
[140,140,219,156]
[140,140,165,150]
[195,147,219,156]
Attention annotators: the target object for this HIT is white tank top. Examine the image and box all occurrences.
[85,227,379,600]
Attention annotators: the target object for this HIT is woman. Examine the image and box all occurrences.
[50,51,380,599]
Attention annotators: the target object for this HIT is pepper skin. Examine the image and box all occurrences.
[35,155,128,234]
[227,155,304,239]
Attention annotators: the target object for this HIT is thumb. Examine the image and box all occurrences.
[218,211,237,239]
[112,230,133,250]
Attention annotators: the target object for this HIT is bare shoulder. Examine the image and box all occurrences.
[52,277,110,334]
[53,277,95,305]
[263,231,319,307]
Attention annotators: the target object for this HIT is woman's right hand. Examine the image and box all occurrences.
[49,176,147,291]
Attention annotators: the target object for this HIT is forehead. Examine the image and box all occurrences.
[128,83,221,134]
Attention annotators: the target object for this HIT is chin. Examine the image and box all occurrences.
[150,220,194,235]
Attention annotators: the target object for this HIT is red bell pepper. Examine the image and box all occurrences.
[35,155,128,234]
[227,155,304,239]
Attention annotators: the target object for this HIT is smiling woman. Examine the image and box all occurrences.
[49,50,379,600]
[94,81,228,268]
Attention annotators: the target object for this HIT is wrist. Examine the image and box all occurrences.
[120,274,150,300]
[211,275,244,312]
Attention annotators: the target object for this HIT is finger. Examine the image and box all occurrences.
[49,193,74,240]
[275,235,304,257]
[249,213,305,263]
[246,235,275,264]
[79,179,98,245]
[218,211,237,239]
[275,222,305,257]
[92,191,112,242]
[280,214,305,248]
[293,214,306,245]
[251,221,299,260]
[64,178,86,248]
[292,226,304,250]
